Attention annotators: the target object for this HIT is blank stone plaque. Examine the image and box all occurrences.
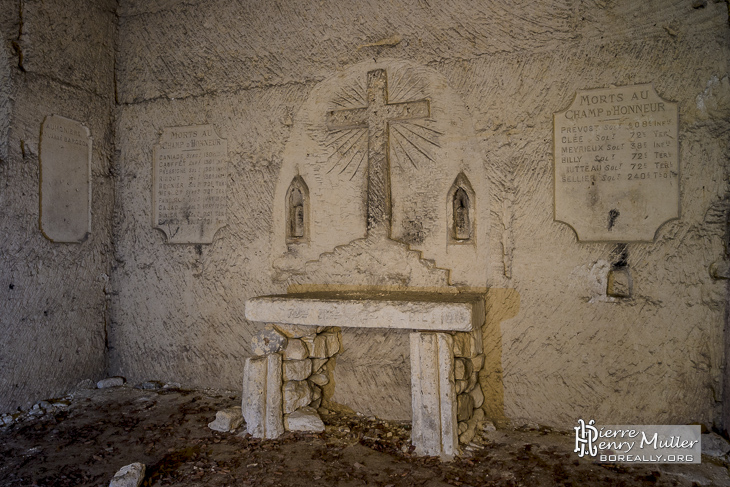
[153,124,228,244]
[39,115,92,243]
[554,84,679,242]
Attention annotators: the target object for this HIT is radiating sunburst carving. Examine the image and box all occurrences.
[323,70,441,181]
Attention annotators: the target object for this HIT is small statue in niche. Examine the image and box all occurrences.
[289,187,304,239]
[453,187,470,240]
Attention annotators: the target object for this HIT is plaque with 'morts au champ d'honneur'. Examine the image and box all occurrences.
[153,125,228,244]
[554,84,679,242]
[39,115,92,243]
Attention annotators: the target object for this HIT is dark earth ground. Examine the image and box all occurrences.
[1,386,729,487]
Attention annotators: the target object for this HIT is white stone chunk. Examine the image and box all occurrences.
[97,377,125,389]
[251,328,288,355]
[282,339,309,360]
[208,407,243,432]
[282,380,312,414]
[285,406,325,432]
[469,384,484,409]
[481,420,497,432]
[109,462,145,487]
[283,359,312,381]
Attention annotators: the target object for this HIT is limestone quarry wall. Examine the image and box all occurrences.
[110,0,730,429]
[0,0,117,411]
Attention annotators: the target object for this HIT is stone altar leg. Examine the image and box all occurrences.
[410,332,458,458]
[242,353,284,439]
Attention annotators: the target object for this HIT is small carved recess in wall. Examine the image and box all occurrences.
[447,173,475,244]
[286,175,309,244]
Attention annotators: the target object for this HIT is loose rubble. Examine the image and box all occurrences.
[97,377,126,389]
[208,407,243,432]
[109,462,145,487]
[2,386,729,487]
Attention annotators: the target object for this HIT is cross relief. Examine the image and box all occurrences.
[326,69,431,238]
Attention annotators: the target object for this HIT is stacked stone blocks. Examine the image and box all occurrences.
[243,321,485,459]
[243,325,339,436]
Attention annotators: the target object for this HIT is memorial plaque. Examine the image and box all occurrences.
[153,125,228,243]
[554,84,679,242]
[39,115,92,243]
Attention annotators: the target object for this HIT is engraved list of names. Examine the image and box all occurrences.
[554,84,679,242]
[153,125,228,244]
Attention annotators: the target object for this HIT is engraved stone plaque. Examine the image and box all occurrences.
[554,84,679,242]
[153,125,228,243]
[39,115,92,243]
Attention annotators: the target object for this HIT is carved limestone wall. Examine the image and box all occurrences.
[0,0,116,412]
[106,0,730,432]
[271,59,488,289]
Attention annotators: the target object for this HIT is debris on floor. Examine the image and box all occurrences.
[0,385,728,486]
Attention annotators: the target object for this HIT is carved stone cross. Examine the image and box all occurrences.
[326,69,431,237]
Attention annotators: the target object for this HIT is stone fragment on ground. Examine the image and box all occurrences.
[97,377,125,389]
[285,406,325,432]
[109,462,145,487]
[208,407,244,432]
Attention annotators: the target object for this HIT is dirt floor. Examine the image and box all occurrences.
[1,385,729,487]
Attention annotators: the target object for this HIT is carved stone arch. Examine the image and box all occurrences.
[286,175,309,244]
[447,172,475,244]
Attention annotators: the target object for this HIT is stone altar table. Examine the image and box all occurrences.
[244,291,486,459]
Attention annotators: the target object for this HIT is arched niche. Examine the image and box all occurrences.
[447,173,476,244]
[286,176,309,244]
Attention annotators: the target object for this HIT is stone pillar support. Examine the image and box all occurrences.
[242,353,284,439]
[410,332,458,459]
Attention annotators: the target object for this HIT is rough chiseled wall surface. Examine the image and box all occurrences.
[112,0,730,428]
[0,0,117,412]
